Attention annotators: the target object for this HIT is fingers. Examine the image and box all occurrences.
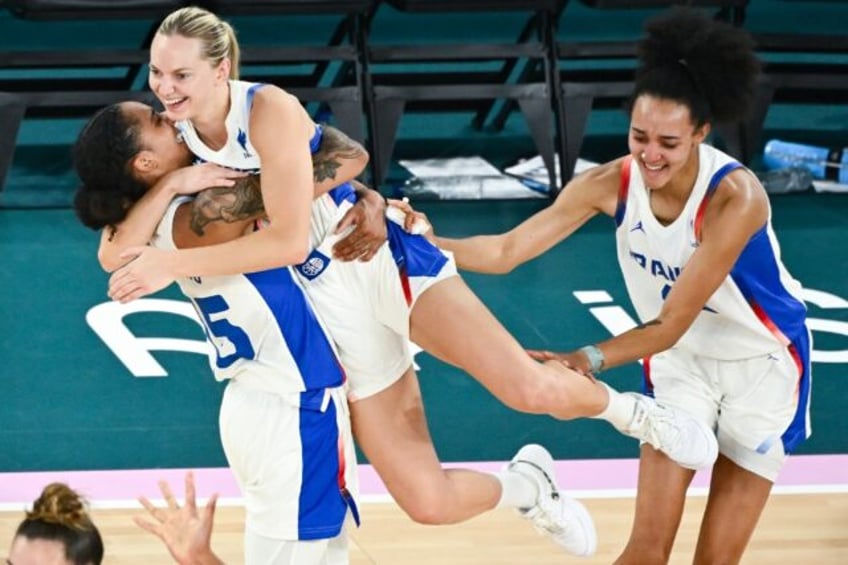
[159,479,179,511]
[108,274,146,303]
[138,495,159,516]
[184,471,197,511]
[334,207,358,233]
[203,493,219,521]
[333,238,380,262]
[133,516,163,538]
[526,349,556,361]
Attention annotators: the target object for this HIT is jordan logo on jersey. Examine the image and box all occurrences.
[236,129,252,158]
[297,249,331,280]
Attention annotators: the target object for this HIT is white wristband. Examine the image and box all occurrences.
[580,345,605,374]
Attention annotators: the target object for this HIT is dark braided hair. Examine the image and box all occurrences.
[72,104,149,230]
[14,483,104,565]
[629,8,761,127]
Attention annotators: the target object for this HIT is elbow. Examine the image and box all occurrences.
[285,238,312,266]
[97,248,120,273]
[492,260,517,275]
[483,256,518,275]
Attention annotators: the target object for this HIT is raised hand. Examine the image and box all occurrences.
[134,472,224,565]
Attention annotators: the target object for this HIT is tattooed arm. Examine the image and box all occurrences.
[311,125,369,196]
[173,175,266,249]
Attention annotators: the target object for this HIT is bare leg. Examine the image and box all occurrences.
[349,366,503,524]
[615,446,696,565]
[410,276,608,420]
[693,455,773,565]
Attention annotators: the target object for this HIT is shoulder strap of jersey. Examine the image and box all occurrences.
[693,161,744,242]
[614,155,632,227]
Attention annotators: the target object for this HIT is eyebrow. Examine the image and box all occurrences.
[630,127,680,141]
[149,63,192,73]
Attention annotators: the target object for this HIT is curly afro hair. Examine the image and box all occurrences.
[630,7,761,126]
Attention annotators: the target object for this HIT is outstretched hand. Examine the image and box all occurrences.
[108,246,178,303]
[527,349,595,379]
[134,472,223,565]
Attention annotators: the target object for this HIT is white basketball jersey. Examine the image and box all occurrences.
[174,79,349,246]
[615,144,808,360]
[151,197,346,398]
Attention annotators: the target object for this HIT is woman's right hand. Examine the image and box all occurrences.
[164,163,248,196]
[387,197,434,240]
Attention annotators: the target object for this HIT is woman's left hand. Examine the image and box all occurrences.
[332,192,388,262]
[108,246,179,302]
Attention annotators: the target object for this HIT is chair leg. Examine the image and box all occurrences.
[517,95,557,191]
[371,98,406,187]
[561,90,594,185]
[0,93,26,191]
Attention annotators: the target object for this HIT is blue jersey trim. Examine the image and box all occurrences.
[781,330,812,453]
[310,124,324,154]
[386,221,448,277]
[297,393,348,539]
[245,268,345,391]
[729,226,808,344]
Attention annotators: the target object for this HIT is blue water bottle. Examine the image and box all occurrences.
[763,139,848,184]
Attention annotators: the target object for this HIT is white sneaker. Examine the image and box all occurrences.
[507,444,597,557]
[623,393,718,470]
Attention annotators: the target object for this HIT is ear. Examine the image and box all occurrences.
[132,150,157,174]
[694,122,711,144]
[216,58,231,82]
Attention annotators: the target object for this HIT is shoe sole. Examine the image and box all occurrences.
[561,496,598,557]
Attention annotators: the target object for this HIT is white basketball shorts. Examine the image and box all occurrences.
[219,380,359,549]
[643,329,812,481]
[294,216,458,401]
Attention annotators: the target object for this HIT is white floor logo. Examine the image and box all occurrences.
[86,299,212,377]
[86,288,848,377]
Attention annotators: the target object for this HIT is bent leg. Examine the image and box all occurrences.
[410,276,607,419]
[693,455,773,565]
[350,366,503,525]
[615,446,695,565]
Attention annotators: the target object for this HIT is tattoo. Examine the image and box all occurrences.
[312,125,365,184]
[189,175,266,236]
[636,319,661,330]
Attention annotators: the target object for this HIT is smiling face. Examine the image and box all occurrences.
[120,101,193,178]
[628,94,709,191]
[148,33,229,122]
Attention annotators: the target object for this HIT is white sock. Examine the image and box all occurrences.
[494,468,538,510]
[592,382,639,432]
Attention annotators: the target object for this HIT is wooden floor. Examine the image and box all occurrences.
[2,494,847,564]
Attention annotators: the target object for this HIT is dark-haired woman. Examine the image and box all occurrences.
[413,8,811,563]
